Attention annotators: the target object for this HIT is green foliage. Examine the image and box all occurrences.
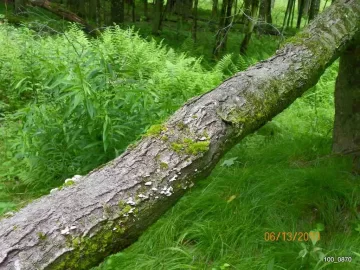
[214,54,252,77]
[0,3,358,269]
[0,24,222,187]
[94,63,360,270]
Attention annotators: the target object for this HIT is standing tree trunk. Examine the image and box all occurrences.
[303,0,311,16]
[143,0,148,19]
[332,44,360,173]
[240,0,260,55]
[89,0,98,23]
[67,0,77,13]
[258,0,272,33]
[241,0,252,23]
[96,0,102,25]
[111,0,125,24]
[131,0,136,22]
[259,0,272,23]
[282,0,295,32]
[308,0,321,22]
[78,0,86,18]
[192,0,199,42]
[166,0,176,13]
[183,0,193,20]
[0,1,359,269]
[297,0,305,28]
[212,0,219,18]
[213,0,228,59]
[152,0,164,35]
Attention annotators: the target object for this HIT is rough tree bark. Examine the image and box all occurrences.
[0,0,359,269]
[332,43,360,173]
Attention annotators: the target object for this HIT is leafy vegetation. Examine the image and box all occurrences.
[0,23,226,192]
[93,63,360,269]
[0,0,359,269]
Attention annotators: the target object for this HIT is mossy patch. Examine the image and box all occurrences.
[171,138,210,155]
[63,180,75,187]
[37,232,47,241]
[281,31,311,47]
[186,141,210,155]
[161,135,169,141]
[177,122,188,130]
[171,142,184,153]
[145,124,167,137]
[56,222,126,270]
[160,162,169,169]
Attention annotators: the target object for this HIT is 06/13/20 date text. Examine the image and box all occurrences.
[264,231,320,242]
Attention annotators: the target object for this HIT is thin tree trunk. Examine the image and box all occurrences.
[67,0,77,13]
[308,0,321,21]
[333,44,360,173]
[242,0,251,23]
[152,0,164,35]
[213,0,232,58]
[183,0,193,20]
[303,0,311,16]
[96,0,102,25]
[192,0,199,42]
[111,0,125,24]
[212,0,219,17]
[131,0,136,22]
[144,0,148,19]
[78,0,86,18]
[290,0,296,27]
[297,0,305,28]
[267,0,272,23]
[282,0,292,31]
[0,1,359,269]
[258,0,272,33]
[89,0,97,22]
[240,0,260,55]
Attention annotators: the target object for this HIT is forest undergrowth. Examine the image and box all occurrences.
[93,60,360,270]
[0,14,359,270]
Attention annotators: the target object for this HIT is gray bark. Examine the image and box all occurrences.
[1,0,359,269]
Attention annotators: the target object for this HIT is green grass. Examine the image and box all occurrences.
[94,64,360,270]
[1,1,359,269]
[94,136,360,269]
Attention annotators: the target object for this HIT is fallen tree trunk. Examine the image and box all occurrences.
[0,0,359,269]
[29,0,100,36]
